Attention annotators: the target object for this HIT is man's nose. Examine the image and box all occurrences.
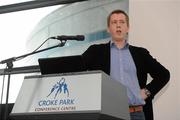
[117,25,121,28]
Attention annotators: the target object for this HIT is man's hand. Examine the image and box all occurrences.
[141,89,148,100]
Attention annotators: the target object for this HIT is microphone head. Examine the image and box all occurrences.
[50,35,85,41]
[76,35,85,41]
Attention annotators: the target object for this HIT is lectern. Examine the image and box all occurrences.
[10,71,130,120]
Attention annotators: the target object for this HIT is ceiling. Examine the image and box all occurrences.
[0,0,87,14]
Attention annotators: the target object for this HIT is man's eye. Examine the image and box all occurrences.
[112,21,117,24]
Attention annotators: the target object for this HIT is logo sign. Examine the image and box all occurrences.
[47,77,69,99]
[35,77,76,112]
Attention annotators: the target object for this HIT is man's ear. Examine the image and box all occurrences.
[127,27,129,32]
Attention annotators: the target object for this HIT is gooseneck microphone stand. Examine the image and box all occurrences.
[1,39,66,120]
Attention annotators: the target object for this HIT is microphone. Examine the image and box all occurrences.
[50,35,85,41]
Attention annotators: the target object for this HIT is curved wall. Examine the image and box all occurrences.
[26,0,128,64]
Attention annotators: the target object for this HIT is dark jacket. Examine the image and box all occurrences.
[82,42,170,120]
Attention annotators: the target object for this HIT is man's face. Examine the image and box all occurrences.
[107,13,129,41]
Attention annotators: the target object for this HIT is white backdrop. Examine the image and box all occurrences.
[129,0,179,120]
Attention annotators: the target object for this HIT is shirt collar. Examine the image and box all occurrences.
[110,40,129,49]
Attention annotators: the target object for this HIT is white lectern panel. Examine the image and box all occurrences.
[12,72,102,113]
[11,71,130,120]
